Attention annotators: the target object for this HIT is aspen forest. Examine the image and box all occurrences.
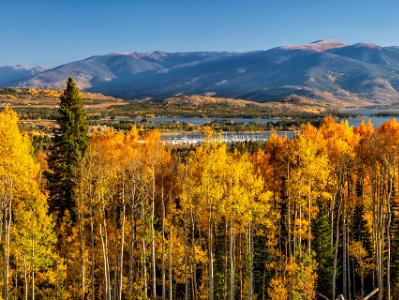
[2,79,399,300]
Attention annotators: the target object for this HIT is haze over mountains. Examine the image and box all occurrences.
[4,40,399,106]
[0,65,46,87]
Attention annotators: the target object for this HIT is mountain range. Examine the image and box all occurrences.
[4,39,399,106]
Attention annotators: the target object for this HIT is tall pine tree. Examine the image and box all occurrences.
[312,198,333,297]
[46,77,89,223]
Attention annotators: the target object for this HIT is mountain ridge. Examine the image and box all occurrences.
[3,40,399,107]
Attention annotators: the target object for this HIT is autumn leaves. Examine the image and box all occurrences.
[3,90,399,299]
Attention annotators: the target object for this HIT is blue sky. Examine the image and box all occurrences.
[1,0,399,67]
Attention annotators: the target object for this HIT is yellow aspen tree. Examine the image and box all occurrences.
[0,107,58,299]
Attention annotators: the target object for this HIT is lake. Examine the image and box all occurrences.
[161,131,296,145]
[111,109,399,144]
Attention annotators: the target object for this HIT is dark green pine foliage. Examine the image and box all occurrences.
[350,203,373,297]
[253,233,272,299]
[312,198,333,297]
[390,195,399,297]
[351,204,372,253]
[214,221,227,299]
[46,78,89,223]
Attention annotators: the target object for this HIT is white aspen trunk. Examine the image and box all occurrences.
[141,196,148,299]
[184,225,189,300]
[207,183,214,300]
[376,172,383,300]
[24,256,28,300]
[32,234,35,300]
[119,174,126,300]
[230,220,235,300]
[248,225,253,300]
[308,179,311,256]
[3,209,9,300]
[343,211,347,299]
[79,208,86,300]
[224,222,228,299]
[128,183,137,298]
[169,228,173,300]
[287,163,292,258]
[3,197,12,300]
[386,167,393,300]
[151,167,156,300]
[89,200,95,300]
[332,182,344,300]
[104,213,112,300]
[161,183,166,300]
[189,195,198,300]
[99,222,109,300]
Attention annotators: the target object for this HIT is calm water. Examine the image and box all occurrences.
[129,114,398,128]
[108,109,399,144]
[162,131,295,145]
[130,117,279,125]
[345,108,399,127]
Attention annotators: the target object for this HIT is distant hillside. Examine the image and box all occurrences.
[4,40,399,107]
[0,87,127,108]
[0,66,45,86]
[162,95,329,114]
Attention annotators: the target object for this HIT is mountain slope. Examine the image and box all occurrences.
[0,65,46,86]
[5,40,399,106]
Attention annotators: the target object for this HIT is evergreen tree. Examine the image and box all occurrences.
[390,197,399,297]
[46,77,89,223]
[312,198,333,297]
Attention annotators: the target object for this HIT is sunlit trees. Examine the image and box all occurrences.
[0,107,58,299]
[177,134,273,299]
[7,101,399,299]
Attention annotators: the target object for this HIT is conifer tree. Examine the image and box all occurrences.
[312,198,333,297]
[390,198,399,298]
[46,78,89,223]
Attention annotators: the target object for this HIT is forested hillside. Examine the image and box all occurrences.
[1,80,399,299]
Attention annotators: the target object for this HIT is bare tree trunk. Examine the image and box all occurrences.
[161,184,166,300]
[184,227,189,300]
[89,185,95,300]
[229,219,235,300]
[3,197,11,300]
[169,227,173,300]
[347,180,352,300]
[79,207,86,300]
[119,174,126,300]
[287,162,292,258]
[119,203,126,300]
[3,213,8,300]
[189,195,198,300]
[376,173,383,300]
[105,216,112,300]
[387,169,393,300]
[141,196,148,299]
[24,256,28,300]
[89,202,95,300]
[32,234,35,300]
[208,194,214,300]
[308,179,311,256]
[113,211,118,300]
[128,185,137,299]
[343,211,347,299]
[332,183,344,300]
[99,221,109,300]
[248,224,253,300]
[151,168,157,300]
[224,222,228,299]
